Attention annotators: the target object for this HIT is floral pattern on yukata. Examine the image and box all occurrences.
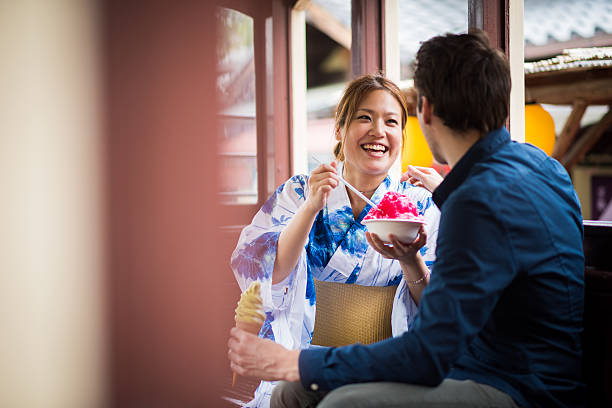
[230,165,440,407]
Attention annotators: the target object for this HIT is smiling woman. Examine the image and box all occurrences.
[339,89,404,217]
[229,74,440,407]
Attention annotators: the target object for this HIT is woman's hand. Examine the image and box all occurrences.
[365,224,427,265]
[401,165,443,193]
[228,327,300,382]
[305,162,339,213]
[273,161,338,284]
[366,226,430,303]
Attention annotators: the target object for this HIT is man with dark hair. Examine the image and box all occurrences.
[228,31,585,408]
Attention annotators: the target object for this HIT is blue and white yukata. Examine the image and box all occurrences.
[230,166,440,407]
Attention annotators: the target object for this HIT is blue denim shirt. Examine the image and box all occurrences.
[299,128,585,408]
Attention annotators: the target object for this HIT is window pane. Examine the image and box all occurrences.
[524,0,612,220]
[216,7,258,204]
[306,0,352,172]
[398,0,468,81]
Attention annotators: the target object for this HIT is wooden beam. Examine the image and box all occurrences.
[469,0,511,130]
[382,0,399,82]
[525,33,612,60]
[351,0,382,76]
[552,99,587,160]
[508,0,523,139]
[468,0,507,54]
[468,0,483,30]
[526,77,612,105]
[290,7,308,176]
[306,1,351,50]
[293,0,310,12]
[563,107,612,172]
[272,0,292,193]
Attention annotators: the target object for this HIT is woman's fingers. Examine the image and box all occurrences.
[400,165,443,193]
[307,162,340,211]
[366,226,427,261]
[414,225,427,247]
[408,177,424,187]
[311,175,339,189]
[400,165,424,182]
[366,232,396,259]
[309,164,339,191]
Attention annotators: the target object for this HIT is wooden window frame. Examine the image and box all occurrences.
[351,0,383,77]
[218,0,292,227]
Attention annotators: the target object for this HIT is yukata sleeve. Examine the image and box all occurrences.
[413,187,440,272]
[392,186,441,335]
[230,175,310,315]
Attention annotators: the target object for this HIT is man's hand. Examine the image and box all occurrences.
[228,327,301,382]
[401,165,443,193]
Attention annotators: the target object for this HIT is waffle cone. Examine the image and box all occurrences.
[235,319,263,335]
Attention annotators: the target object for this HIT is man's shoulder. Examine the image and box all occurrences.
[447,146,558,213]
[449,144,581,232]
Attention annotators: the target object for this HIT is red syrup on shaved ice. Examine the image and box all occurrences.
[363,191,424,222]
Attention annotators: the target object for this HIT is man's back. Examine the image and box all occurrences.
[434,129,585,407]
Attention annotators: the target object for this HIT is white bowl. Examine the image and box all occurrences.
[362,219,423,243]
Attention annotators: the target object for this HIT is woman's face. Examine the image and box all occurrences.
[339,89,403,179]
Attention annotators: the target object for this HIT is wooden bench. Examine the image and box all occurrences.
[583,220,612,406]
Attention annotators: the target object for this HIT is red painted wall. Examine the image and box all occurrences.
[104,1,234,406]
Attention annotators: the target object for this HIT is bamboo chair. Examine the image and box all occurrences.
[311,279,398,347]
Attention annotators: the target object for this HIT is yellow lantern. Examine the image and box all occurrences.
[525,103,555,155]
[402,116,433,172]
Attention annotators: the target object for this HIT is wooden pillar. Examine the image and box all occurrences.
[351,0,383,76]
[104,1,229,405]
[468,0,508,55]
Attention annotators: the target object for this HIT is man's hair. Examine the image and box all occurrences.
[334,74,408,161]
[414,30,511,135]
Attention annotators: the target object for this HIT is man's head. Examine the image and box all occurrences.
[414,30,511,136]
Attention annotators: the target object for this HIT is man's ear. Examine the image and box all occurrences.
[420,96,433,126]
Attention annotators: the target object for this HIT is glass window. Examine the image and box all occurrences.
[398,0,468,82]
[217,7,258,204]
[305,0,352,172]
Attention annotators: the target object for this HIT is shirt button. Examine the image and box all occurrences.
[310,383,319,391]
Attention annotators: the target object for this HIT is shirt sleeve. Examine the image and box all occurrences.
[230,175,310,313]
[298,193,517,391]
[410,185,440,271]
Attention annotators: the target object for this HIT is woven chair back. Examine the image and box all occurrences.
[311,279,397,347]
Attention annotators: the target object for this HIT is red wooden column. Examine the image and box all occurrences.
[468,0,509,55]
[104,1,232,405]
[469,0,510,129]
[270,0,293,195]
[351,0,383,77]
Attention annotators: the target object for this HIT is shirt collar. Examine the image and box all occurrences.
[432,127,511,208]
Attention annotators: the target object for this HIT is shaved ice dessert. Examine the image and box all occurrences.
[363,191,424,222]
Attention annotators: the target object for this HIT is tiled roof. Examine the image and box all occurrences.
[524,0,612,46]
[525,47,612,73]
[311,0,612,63]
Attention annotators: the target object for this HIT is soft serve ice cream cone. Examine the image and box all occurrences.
[232,281,266,386]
